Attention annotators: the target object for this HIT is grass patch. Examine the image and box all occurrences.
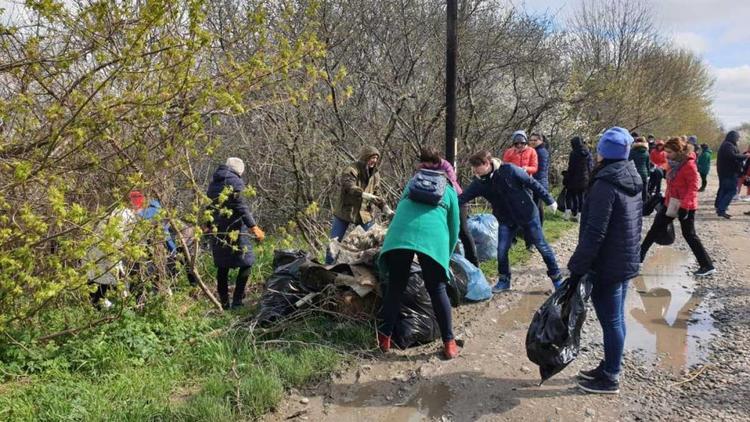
[0,232,371,422]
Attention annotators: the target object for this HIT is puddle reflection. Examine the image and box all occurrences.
[627,248,717,374]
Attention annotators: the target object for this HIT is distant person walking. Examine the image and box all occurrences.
[696,143,712,192]
[715,131,748,218]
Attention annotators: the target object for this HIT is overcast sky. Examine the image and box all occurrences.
[2,0,749,129]
[520,0,750,130]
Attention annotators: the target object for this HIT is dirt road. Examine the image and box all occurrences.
[266,172,750,422]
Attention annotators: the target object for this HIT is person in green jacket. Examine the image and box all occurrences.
[377,178,460,359]
[697,144,712,192]
[628,136,650,203]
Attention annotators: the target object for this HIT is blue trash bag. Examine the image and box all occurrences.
[450,253,492,302]
[467,214,498,262]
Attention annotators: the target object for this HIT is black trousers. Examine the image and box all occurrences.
[699,173,708,192]
[459,204,478,266]
[641,209,713,268]
[566,189,585,216]
[217,266,252,306]
[379,250,454,342]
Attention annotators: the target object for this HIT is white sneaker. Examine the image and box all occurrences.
[741,196,750,202]
[732,195,740,201]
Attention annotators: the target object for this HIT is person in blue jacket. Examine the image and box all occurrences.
[566,127,643,395]
[525,133,550,250]
[459,150,561,293]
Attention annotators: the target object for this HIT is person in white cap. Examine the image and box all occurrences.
[205,157,265,310]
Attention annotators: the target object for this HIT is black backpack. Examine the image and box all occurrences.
[408,169,448,206]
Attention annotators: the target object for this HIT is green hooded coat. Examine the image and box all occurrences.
[334,146,383,224]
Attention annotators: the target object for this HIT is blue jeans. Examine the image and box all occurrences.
[497,218,560,284]
[591,277,629,380]
[715,176,738,215]
[325,216,373,264]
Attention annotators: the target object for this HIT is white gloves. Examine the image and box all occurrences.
[361,192,380,202]
[547,201,558,213]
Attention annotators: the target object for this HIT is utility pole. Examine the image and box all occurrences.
[445,0,457,167]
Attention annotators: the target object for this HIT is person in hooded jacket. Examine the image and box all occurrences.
[326,146,391,264]
[206,157,265,310]
[641,138,715,276]
[629,136,650,203]
[502,130,538,176]
[564,136,594,220]
[697,144,712,192]
[567,127,643,395]
[715,131,749,218]
[417,146,478,266]
[459,151,561,292]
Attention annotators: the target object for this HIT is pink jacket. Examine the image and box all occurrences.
[420,159,462,195]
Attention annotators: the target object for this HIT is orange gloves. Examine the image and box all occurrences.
[250,226,265,242]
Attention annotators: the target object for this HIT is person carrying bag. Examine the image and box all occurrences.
[640,137,715,276]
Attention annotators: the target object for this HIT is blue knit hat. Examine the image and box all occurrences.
[687,135,698,145]
[597,127,634,160]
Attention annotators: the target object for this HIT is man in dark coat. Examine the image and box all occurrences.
[564,136,594,220]
[567,127,642,395]
[206,157,265,309]
[460,151,561,293]
[715,131,748,218]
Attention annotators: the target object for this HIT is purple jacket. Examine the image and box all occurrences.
[420,159,462,195]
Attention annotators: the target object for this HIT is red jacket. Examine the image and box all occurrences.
[665,155,699,211]
[502,147,538,175]
[650,149,667,169]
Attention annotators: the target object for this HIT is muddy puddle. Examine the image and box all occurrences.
[339,382,451,421]
[493,247,718,375]
[627,247,717,374]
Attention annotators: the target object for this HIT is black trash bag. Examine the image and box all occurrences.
[272,249,307,268]
[643,192,663,216]
[390,264,441,349]
[525,275,593,384]
[256,250,313,325]
[654,220,675,246]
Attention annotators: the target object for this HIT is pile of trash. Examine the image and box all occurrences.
[255,222,492,348]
